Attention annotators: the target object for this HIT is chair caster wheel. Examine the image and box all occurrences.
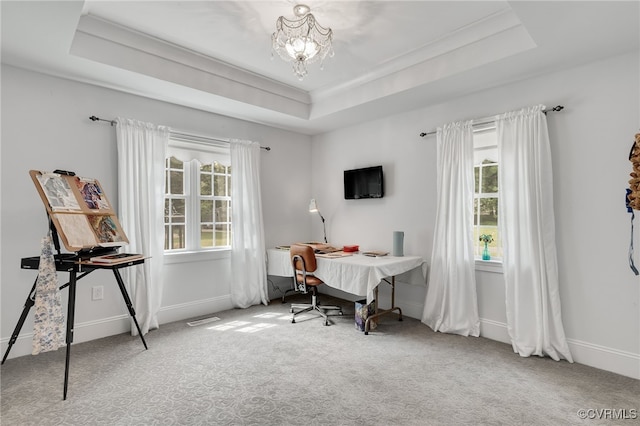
[364,331,369,335]
[324,321,329,326]
[291,319,295,323]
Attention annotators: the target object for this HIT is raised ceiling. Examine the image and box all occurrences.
[2,1,639,135]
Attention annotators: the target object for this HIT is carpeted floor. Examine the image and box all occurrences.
[1,294,638,425]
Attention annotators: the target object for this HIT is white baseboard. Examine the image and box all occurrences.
[157,295,233,325]
[479,318,640,380]
[0,295,233,362]
[396,299,426,322]
[567,337,640,380]
[479,318,511,344]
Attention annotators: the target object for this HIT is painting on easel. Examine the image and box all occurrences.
[30,170,129,252]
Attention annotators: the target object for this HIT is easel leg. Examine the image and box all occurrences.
[112,269,148,350]
[63,266,78,400]
[1,278,38,364]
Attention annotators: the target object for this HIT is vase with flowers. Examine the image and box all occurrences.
[479,234,494,260]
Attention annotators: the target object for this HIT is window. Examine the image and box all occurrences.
[473,125,502,260]
[164,136,231,252]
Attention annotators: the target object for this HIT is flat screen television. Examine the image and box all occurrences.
[344,165,384,199]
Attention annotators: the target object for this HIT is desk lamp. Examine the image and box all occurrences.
[308,198,327,243]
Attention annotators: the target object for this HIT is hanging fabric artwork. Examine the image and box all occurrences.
[32,234,65,355]
[626,133,640,275]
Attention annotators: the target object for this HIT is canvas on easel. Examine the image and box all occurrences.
[30,170,129,252]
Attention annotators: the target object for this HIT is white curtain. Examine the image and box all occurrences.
[422,120,480,336]
[115,118,169,335]
[496,105,573,362]
[230,139,269,308]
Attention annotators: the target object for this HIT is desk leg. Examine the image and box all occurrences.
[364,276,403,335]
[112,270,148,350]
[63,265,78,400]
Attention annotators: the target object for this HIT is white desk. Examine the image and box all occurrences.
[267,248,428,333]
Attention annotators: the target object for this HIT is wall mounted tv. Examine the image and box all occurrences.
[344,165,384,199]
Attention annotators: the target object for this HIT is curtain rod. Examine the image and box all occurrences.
[89,116,271,151]
[418,105,565,138]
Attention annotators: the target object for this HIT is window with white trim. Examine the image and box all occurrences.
[473,125,502,261]
[164,136,231,252]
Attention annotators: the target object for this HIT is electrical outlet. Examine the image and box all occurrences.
[92,286,104,301]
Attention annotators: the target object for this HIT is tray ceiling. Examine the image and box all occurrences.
[2,1,638,134]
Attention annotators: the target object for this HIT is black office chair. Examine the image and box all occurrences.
[289,244,343,326]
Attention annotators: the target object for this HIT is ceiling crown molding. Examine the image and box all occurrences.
[71,14,311,119]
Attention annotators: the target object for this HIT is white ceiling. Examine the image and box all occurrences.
[2,1,639,135]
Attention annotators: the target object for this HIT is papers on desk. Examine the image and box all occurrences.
[295,242,342,254]
[362,251,388,257]
[316,251,353,258]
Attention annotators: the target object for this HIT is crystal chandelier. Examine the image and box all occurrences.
[271,4,334,80]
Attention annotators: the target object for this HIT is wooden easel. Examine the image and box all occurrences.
[2,170,148,399]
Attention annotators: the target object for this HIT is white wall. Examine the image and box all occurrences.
[0,65,312,358]
[311,51,640,379]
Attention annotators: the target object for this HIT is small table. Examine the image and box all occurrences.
[267,248,427,333]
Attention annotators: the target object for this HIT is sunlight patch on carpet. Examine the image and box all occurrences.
[207,320,277,333]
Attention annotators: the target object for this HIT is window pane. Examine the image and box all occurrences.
[169,170,184,195]
[215,200,228,222]
[200,224,213,248]
[169,156,183,169]
[214,162,225,173]
[481,164,498,193]
[214,175,226,196]
[171,199,185,223]
[200,171,212,196]
[478,198,498,226]
[201,200,213,222]
[171,225,185,249]
[215,223,230,246]
[201,163,212,173]
[164,225,170,250]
